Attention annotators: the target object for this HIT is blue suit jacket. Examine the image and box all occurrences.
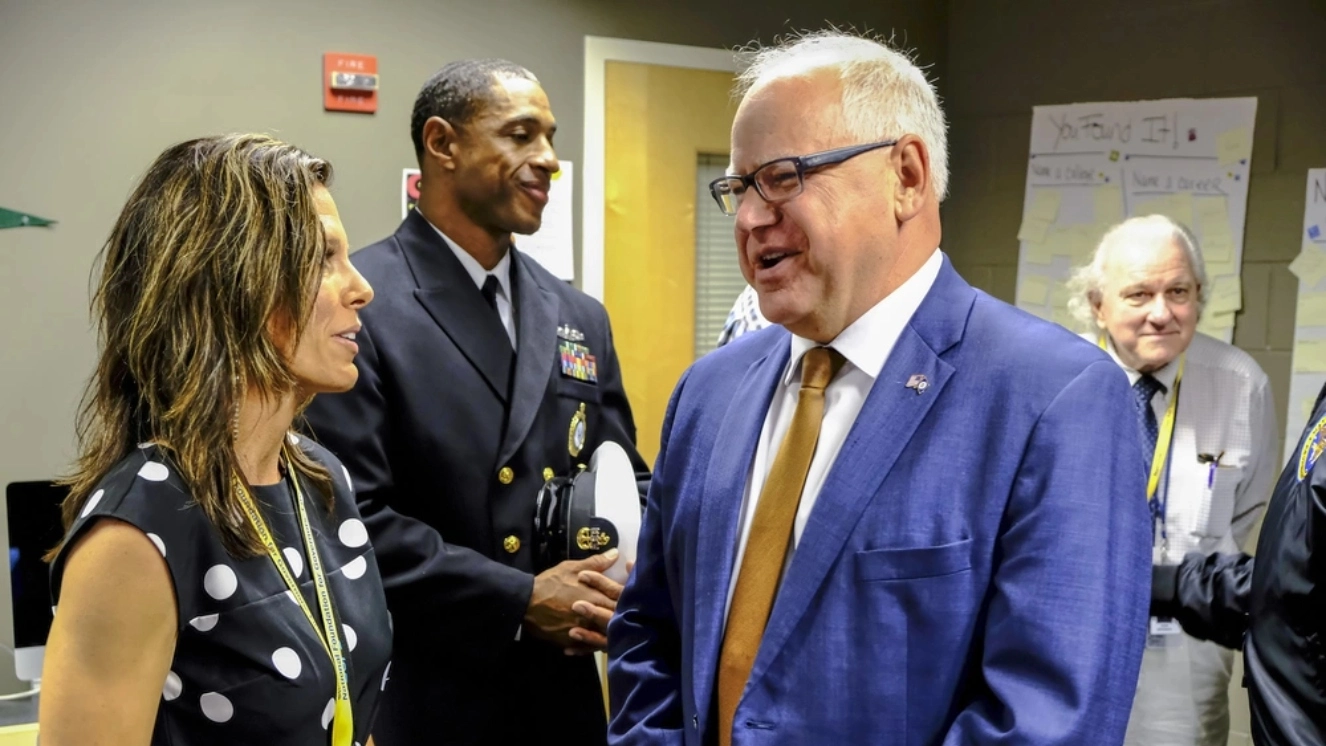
[607,258,1152,745]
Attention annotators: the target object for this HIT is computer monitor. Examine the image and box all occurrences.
[5,481,67,683]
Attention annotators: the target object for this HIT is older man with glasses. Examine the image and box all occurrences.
[607,29,1152,745]
[1066,215,1276,746]
[710,144,895,349]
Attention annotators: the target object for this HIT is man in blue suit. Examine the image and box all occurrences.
[606,30,1152,745]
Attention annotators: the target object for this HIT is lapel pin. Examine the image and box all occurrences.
[905,374,929,394]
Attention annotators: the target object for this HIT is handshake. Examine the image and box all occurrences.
[523,550,633,654]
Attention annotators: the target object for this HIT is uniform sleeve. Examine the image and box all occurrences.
[1309,435,1326,594]
[1151,551,1253,650]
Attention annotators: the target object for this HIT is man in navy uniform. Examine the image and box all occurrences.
[304,59,649,746]
[1151,380,1326,745]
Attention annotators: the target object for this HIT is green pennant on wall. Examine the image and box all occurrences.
[0,207,56,229]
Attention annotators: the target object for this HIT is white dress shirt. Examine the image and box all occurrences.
[1093,331,1277,746]
[724,249,943,620]
[426,220,518,349]
[1093,332,1275,560]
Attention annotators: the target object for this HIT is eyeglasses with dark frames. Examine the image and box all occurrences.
[708,139,898,216]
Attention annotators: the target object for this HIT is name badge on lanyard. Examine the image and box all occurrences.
[233,447,355,746]
[1147,615,1183,648]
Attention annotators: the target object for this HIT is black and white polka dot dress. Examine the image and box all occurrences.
[51,436,392,745]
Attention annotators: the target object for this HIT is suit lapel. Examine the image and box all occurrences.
[691,338,789,727]
[397,212,514,402]
[746,258,975,689]
[498,250,560,467]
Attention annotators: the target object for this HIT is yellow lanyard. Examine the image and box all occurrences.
[1099,336,1184,501]
[232,449,353,746]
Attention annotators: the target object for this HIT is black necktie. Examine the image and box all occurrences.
[481,275,500,310]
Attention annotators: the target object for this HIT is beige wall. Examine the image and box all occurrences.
[0,0,945,692]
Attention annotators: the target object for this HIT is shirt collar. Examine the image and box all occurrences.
[425,219,513,301]
[782,249,944,386]
[1100,335,1180,393]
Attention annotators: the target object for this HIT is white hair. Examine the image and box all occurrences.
[734,29,950,201]
[1065,214,1211,330]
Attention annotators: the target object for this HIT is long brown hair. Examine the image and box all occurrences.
[52,134,337,558]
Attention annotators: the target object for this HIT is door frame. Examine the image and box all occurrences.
[580,36,738,301]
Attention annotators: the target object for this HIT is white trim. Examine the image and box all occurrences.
[581,36,738,301]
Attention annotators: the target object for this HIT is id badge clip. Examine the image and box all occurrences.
[1146,616,1182,648]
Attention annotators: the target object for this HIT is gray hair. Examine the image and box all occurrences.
[734,29,949,201]
[1065,214,1211,330]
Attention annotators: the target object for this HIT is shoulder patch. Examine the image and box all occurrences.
[1297,412,1326,480]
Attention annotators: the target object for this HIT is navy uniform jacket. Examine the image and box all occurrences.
[1152,380,1326,745]
[303,210,650,745]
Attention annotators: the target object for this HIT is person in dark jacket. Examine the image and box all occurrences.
[302,59,650,746]
[1151,383,1326,745]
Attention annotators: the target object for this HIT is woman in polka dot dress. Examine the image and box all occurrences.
[38,134,391,746]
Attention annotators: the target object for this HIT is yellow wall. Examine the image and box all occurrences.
[0,724,36,745]
[604,63,738,466]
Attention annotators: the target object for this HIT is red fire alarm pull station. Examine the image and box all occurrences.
[324,53,378,113]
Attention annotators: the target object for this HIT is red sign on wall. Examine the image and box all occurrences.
[323,53,378,114]
[402,169,422,219]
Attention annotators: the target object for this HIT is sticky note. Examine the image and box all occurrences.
[1051,284,1072,309]
[1166,192,1194,228]
[1297,291,1326,327]
[1042,226,1072,257]
[1095,185,1125,225]
[1133,196,1169,218]
[1202,232,1235,263]
[1017,275,1051,306]
[1056,224,1101,264]
[1133,194,1192,226]
[1194,195,1229,227]
[1289,242,1326,287]
[1047,226,1088,262]
[1207,276,1242,314]
[1018,217,1053,244]
[1294,340,1326,372]
[1047,229,1075,259]
[1028,189,1062,222]
[1198,311,1236,335]
[1203,259,1237,281]
[1024,240,1053,265]
[1217,127,1252,166]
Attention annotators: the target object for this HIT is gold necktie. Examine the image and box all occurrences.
[717,345,845,746]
